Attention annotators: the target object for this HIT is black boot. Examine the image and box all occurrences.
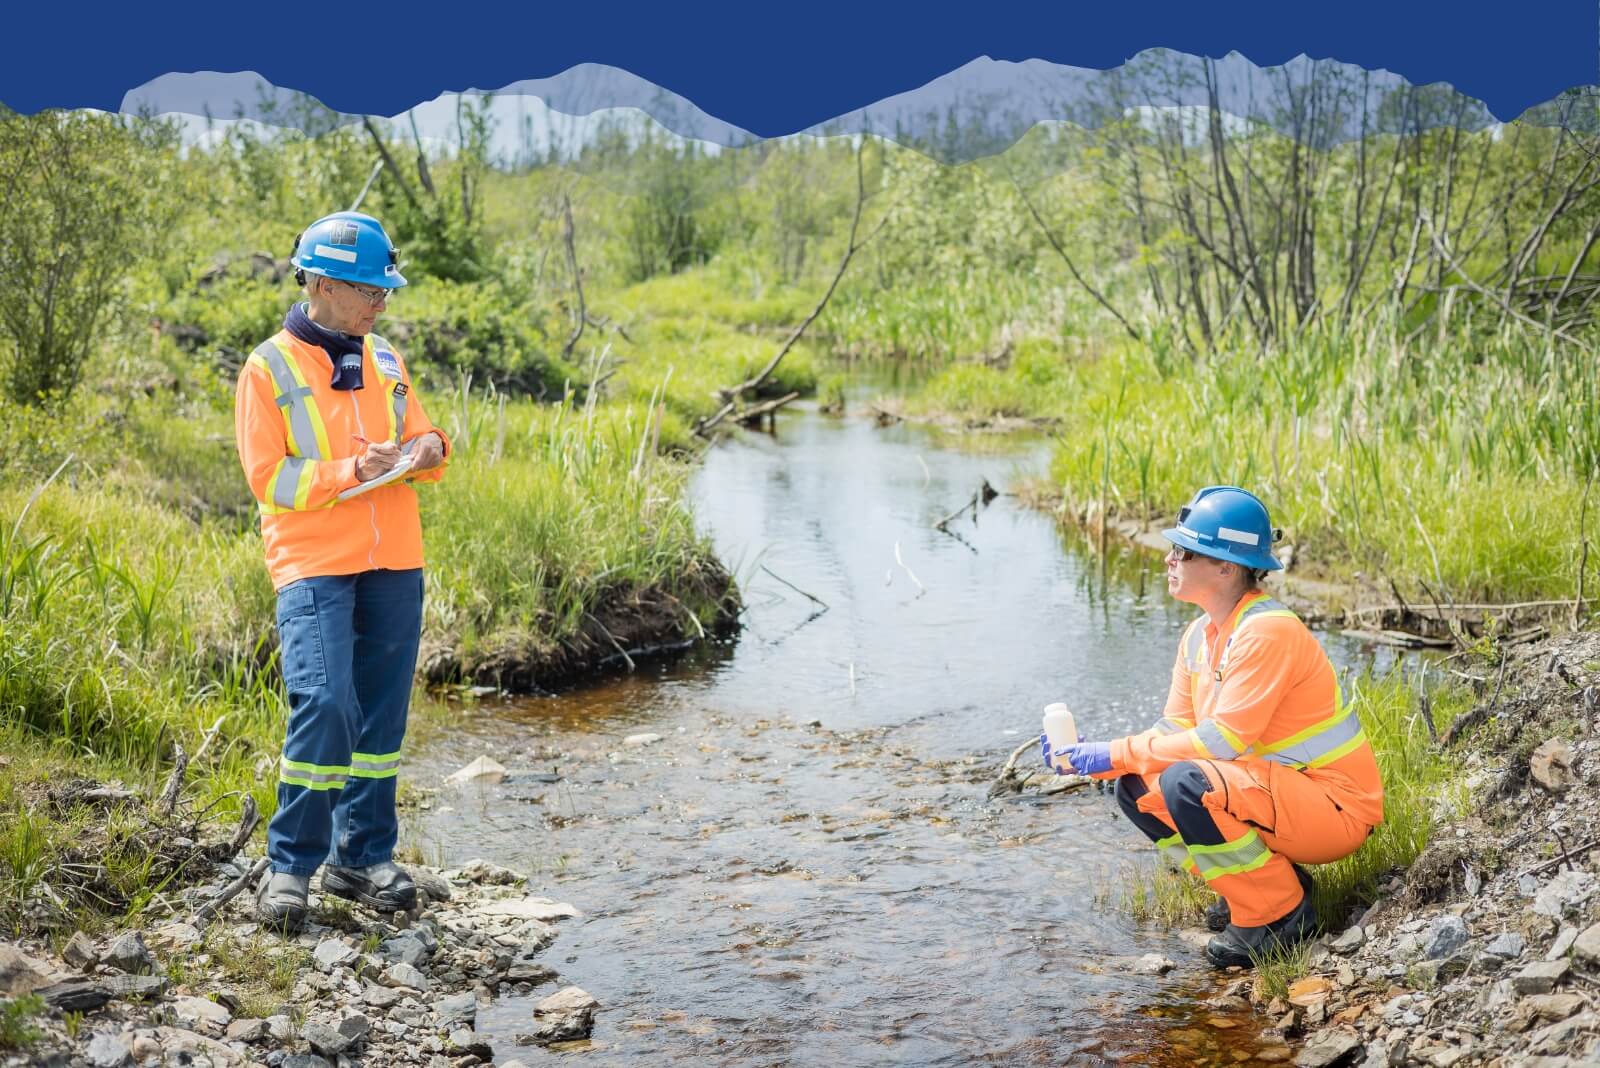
[255,871,310,934]
[1205,896,1230,933]
[321,861,417,912]
[1204,881,1317,968]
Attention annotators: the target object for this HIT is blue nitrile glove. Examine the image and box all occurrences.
[1057,741,1112,776]
[1039,732,1053,771]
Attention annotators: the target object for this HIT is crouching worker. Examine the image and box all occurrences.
[233,212,451,932]
[1047,486,1384,968]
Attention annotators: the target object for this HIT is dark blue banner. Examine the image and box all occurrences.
[4,1,1595,132]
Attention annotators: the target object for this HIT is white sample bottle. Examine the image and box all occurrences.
[1042,702,1078,767]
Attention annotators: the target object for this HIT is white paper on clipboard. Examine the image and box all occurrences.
[337,453,416,500]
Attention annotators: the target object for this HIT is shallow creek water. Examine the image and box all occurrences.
[408,403,1383,1066]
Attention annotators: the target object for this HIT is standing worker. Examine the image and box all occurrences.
[234,211,451,932]
[1045,486,1384,968]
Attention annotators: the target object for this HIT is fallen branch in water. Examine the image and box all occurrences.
[760,565,829,610]
[934,479,999,530]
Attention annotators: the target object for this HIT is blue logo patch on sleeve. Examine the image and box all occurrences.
[374,350,402,380]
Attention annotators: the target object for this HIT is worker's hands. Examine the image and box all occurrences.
[356,440,401,482]
[408,431,446,473]
[1058,741,1113,777]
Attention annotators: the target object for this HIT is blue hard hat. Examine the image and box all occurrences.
[291,212,407,289]
[1162,485,1283,571]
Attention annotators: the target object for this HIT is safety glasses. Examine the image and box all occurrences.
[336,278,393,308]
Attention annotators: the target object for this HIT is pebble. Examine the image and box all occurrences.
[623,732,663,747]
[1547,925,1580,960]
[1292,1029,1361,1067]
[1572,921,1600,963]
[171,994,232,1032]
[102,931,155,975]
[1329,926,1365,954]
[1423,915,1469,960]
[62,931,99,970]
[384,962,430,990]
[225,1018,268,1042]
[84,1032,132,1068]
[1133,953,1175,975]
[433,991,478,1027]
[1475,933,1520,962]
[300,1021,352,1058]
[1532,870,1595,919]
[313,938,358,972]
[1513,959,1571,995]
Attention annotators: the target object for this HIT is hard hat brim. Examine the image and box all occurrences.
[1161,527,1284,571]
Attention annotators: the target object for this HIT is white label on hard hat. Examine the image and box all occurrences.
[1176,525,1200,538]
[313,243,358,263]
[1218,526,1260,545]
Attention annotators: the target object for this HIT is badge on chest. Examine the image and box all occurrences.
[373,349,402,380]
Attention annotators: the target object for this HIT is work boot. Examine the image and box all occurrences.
[1205,865,1313,932]
[255,871,310,934]
[1204,884,1318,969]
[321,861,417,912]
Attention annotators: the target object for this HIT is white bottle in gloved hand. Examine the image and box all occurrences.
[1042,703,1077,770]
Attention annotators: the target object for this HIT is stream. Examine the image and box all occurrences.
[409,399,1386,1066]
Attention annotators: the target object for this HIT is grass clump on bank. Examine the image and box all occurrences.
[909,321,1594,605]
[1101,663,1474,941]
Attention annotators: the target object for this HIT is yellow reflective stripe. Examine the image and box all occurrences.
[281,759,351,775]
[1188,830,1274,881]
[350,750,403,779]
[273,338,333,461]
[1155,832,1189,867]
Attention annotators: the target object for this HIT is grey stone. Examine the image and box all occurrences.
[171,994,232,1032]
[460,858,523,885]
[1514,959,1572,995]
[1547,925,1580,960]
[1573,921,1600,963]
[505,957,557,984]
[62,931,99,970]
[281,1058,332,1068]
[361,980,402,1009]
[225,1018,268,1042]
[302,1021,352,1058]
[433,991,477,1027]
[1484,932,1526,959]
[312,939,358,972]
[378,933,430,967]
[383,962,429,990]
[1423,916,1470,960]
[103,931,155,975]
[1329,926,1366,954]
[336,1013,371,1041]
[537,986,599,1014]
[1527,1011,1600,1056]
[265,1014,295,1041]
[0,945,52,998]
[410,868,452,902]
[84,1032,132,1068]
[1532,871,1596,919]
[105,973,167,1002]
[1133,953,1175,975]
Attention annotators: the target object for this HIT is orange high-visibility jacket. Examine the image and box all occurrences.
[234,329,451,590]
[1109,590,1385,829]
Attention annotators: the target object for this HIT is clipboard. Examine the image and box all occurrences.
[337,453,417,500]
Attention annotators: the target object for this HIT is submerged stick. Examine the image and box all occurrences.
[760,565,829,610]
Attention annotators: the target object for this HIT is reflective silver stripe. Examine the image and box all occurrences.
[272,457,310,509]
[1261,709,1366,769]
[350,756,402,775]
[1237,598,1293,625]
[390,383,407,444]
[1188,834,1273,879]
[1154,717,1190,735]
[279,760,347,786]
[1183,616,1209,671]
[1194,719,1246,759]
[253,340,322,460]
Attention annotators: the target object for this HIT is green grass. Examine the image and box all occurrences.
[0,994,44,1052]
[904,318,1595,604]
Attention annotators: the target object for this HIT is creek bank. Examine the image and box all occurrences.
[417,563,741,695]
[3,860,591,1067]
[1240,631,1600,1067]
